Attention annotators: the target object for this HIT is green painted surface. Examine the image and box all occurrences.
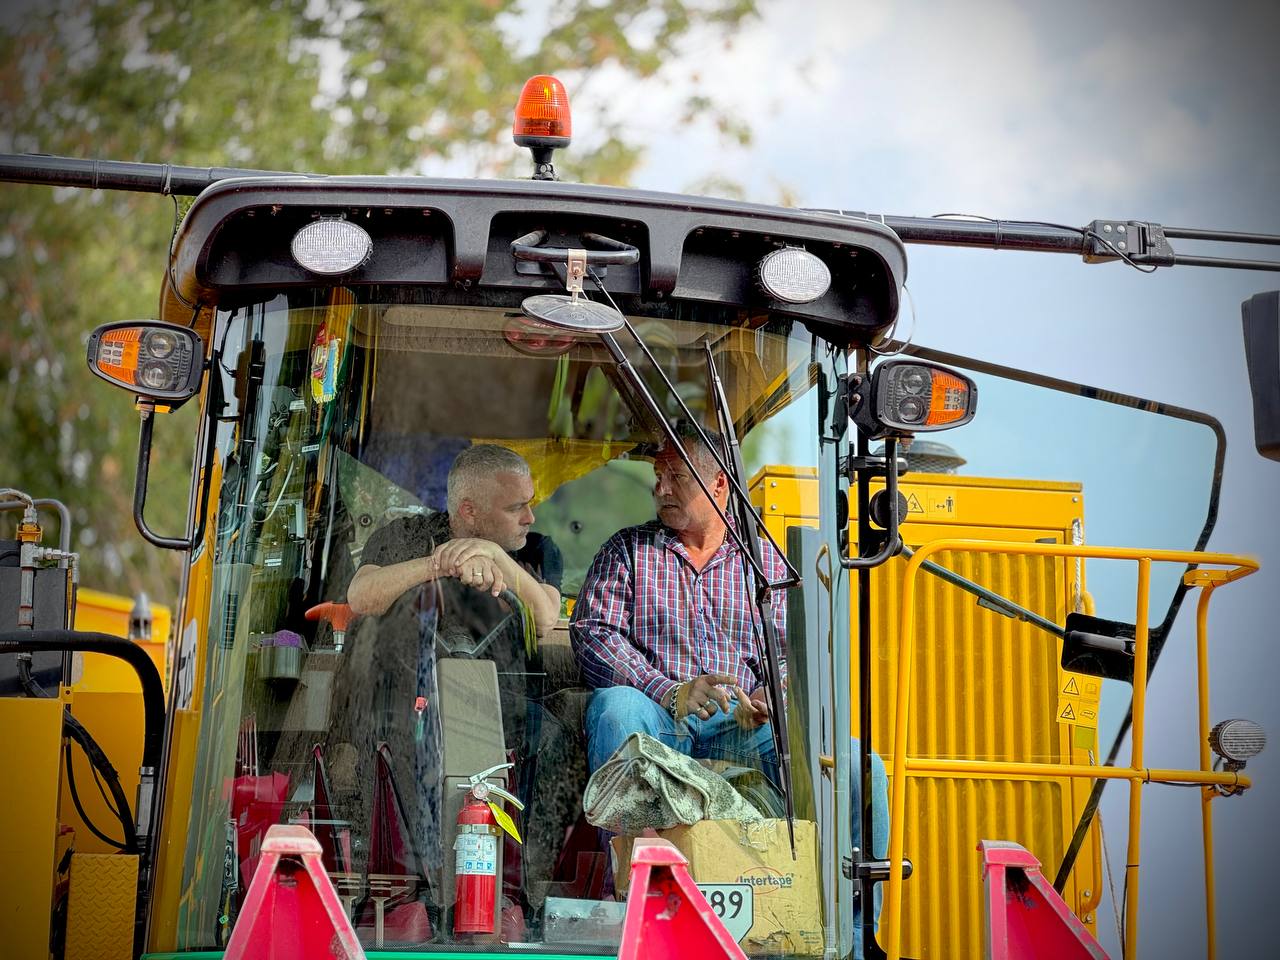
[142,953,616,959]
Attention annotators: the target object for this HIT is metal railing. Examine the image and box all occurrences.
[879,540,1260,960]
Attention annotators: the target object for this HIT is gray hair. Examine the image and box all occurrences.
[658,422,725,479]
[446,444,531,514]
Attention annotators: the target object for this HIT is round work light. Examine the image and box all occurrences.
[291,219,372,276]
[1209,718,1267,767]
[757,247,832,304]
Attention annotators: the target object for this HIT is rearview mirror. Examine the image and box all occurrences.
[1242,291,1280,461]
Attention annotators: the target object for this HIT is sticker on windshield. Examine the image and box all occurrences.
[176,618,199,710]
[696,883,753,943]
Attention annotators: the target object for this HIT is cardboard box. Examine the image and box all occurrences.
[612,819,824,956]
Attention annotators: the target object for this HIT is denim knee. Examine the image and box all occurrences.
[585,686,672,772]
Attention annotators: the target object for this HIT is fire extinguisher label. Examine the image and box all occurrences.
[455,832,498,875]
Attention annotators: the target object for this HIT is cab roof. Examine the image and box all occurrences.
[162,175,908,346]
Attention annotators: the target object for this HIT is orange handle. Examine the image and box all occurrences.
[304,601,357,632]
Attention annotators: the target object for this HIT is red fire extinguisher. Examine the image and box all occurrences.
[453,762,524,937]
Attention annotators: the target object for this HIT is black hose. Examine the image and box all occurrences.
[0,630,165,771]
[63,710,138,851]
[15,644,141,851]
[64,741,129,851]
[16,652,50,698]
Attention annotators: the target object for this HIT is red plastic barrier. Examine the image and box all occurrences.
[224,824,365,960]
[618,838,747,960]
[981,840,1110,960]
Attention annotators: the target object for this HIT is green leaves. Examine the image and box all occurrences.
[0,0,755,601]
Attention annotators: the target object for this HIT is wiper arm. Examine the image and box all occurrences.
[703,341,796,855]
[900,544,1065,639]
[515,248,800,848]
[577,267,801,590]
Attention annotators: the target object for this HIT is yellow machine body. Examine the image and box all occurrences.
[0,695,66,957]
[0,589,169,956]
[750,466,1103,960]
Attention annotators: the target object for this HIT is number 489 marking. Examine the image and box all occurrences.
[695,883,754,943]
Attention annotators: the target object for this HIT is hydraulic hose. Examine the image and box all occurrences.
[0,630,164,774]
[63,712,139,852]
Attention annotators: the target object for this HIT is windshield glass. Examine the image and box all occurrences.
[173,289,825,954]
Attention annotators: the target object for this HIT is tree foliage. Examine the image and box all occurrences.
[0,0,757,603]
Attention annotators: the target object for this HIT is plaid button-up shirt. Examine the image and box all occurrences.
[570,519,788,706]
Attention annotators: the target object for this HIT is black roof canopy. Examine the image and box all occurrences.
[166,175,907,345]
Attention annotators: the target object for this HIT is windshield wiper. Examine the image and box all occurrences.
[592,307,798,849]
[703,341,795,853]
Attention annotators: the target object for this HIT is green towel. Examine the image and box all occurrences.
[583,732,763,834]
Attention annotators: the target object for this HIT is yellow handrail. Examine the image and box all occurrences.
[880,540,1259,960]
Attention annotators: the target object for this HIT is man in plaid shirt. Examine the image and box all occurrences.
[570,428,787,782]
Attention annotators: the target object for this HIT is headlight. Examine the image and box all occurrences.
[86,321,204,403]
[853,360,978,439]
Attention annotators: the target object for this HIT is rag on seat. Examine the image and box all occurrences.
[582,732,763,834]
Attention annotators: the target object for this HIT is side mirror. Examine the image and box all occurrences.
[1242,291,1280,462]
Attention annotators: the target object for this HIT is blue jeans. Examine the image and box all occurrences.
[585,685,778,784]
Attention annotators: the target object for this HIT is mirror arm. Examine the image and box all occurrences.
[133,402,196,551]
[843,436,904,570]
[900,545,1066,640]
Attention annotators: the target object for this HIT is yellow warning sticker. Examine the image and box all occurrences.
[1056,697,1099,729]
[1056,670,1100,728]
[1060,672,1101,703]
[902,488,957,520]
[924,488,957,519]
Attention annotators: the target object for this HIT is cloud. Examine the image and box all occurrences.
[629,0,1279,228]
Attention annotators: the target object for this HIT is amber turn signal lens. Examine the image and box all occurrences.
[513,75,572,146]
[925,368,972,427]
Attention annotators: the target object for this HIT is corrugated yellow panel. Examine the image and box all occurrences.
[65,853,138,960]
[868,548,1083,958]
[749,467,1102,959]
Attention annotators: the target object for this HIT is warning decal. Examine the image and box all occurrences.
[1056,669,1101,729]
[901,487,958,520]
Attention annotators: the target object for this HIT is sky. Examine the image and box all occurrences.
[586,0,1280,956]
